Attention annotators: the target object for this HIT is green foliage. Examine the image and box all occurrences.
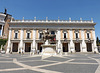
[0,39,8,48]
[96,37,100,46]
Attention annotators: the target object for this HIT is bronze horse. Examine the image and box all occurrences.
[42,29,56,41]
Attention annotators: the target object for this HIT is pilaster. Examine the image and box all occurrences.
[57,29,61,54]
[19,29,24,53]
[69,29,75,53]
[81,30,87,52]
[6,29,12,53]
[92,29,98,53]
[32,29,36,50]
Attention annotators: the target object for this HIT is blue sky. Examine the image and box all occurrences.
[0,0,100,38]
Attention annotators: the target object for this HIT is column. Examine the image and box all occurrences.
[81,30,87,52]
[19,29,24,53]
[6,29,12,53]
[57,29,62,54]
[92,30,98,53]
[0,25,3,36]
[69,29,75,53]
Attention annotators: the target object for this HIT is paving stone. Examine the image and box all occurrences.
[86,54,100,57]
[92,57,100,59]
[70,59,98,63]
[0,53,100,73]
[17,57,41,61]
[44,56,69,62]
[0,59,13,61]
[6,54,23,58]
[21,61,56,66]
[40,63,98,73]
[66,56,90,60]
[1,69,42,73]
[0,63,22,69]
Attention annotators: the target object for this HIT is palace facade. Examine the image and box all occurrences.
[6,18,98,54]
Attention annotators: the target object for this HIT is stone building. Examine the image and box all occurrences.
[6,17,98,54]
[0,10,12,39]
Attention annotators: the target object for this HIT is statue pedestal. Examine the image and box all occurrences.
[41,40,56,56]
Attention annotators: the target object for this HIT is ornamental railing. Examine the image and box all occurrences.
[11,20,93,23]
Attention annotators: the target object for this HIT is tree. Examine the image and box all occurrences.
[0,39,8,48]
[96,37,100,46]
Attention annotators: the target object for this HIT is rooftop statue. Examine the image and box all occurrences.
[4,8,7,14]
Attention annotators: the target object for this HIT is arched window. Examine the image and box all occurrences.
[63,31,67,39]
[39,30,43,39]
[26,30,31,39]
[64,33,66,38]
[15,33,18,39]
[27,33,30,39]
[39,32,42,39]
[14,30,18,39]
[76,33,78,39]
[86,30,90,39]
[87,33,90,39]
[75,30,79,39]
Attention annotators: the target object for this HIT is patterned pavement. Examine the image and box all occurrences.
[0,53,100,73]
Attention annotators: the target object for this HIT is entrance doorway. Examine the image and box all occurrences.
[86,43,92,52]
[25,43,31,52]
[63,43,68,52]
[38,43,43,52]
[75,43,80,52]
[12,43,18,52]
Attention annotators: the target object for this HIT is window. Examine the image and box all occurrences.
[26,30,31,39]
[27,33,30,39]
[51,31,55,35]
[15,33,18,39]
[76,33,78,39]
[14,30,18,39]
[39,33,42,39]
[63,31,67,39]
[87,33,90,39]
[64,33,66,38]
